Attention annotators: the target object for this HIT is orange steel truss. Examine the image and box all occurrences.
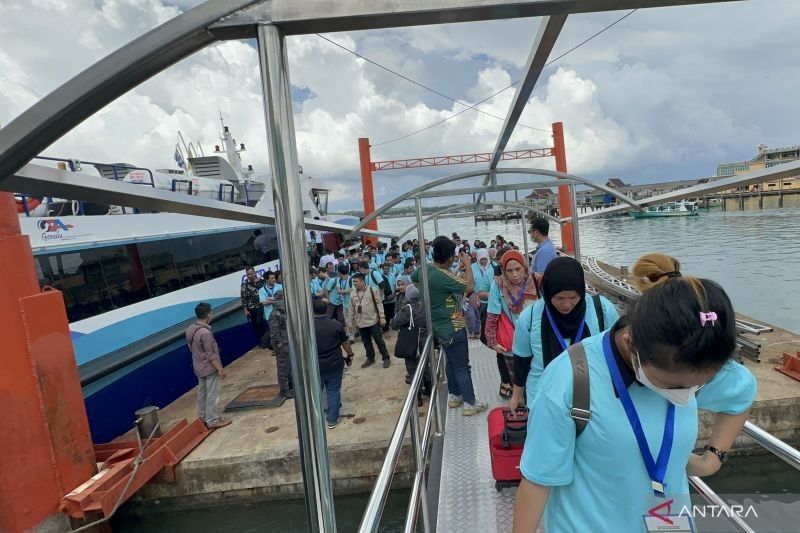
[371,147,553,171]
[357,122,574,253]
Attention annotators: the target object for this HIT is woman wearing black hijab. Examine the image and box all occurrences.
[509,256,620,410]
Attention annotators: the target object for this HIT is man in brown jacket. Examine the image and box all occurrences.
[347,273,390,369]
[186,302,231,429]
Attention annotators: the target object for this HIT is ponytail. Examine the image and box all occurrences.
[628,253,735,372]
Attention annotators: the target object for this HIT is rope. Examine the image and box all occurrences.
[69,421,161,532]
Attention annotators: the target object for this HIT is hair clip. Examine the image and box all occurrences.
[699,311,718,327]
[646,271,681,282]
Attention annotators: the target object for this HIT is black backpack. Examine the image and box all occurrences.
[372,271,392,299]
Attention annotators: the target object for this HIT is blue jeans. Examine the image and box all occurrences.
[321,369,343,423]
[439,328,476,405]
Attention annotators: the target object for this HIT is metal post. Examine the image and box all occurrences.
[433,216,439,238]
[569,184,581,262]
[520,209,530,264]
[257,24,336,533]
[404,401,431,533]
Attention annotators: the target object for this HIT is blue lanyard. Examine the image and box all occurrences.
[544,306,586,351]
[602,332,675,497]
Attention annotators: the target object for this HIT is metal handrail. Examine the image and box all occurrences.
[33,155,156,187]
[358,333,439,533]
[689,476,755,533]
[742,421,800,471]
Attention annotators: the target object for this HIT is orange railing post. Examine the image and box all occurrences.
[358,138,379,245]
[552,122,575,254]
[0,192,95,532]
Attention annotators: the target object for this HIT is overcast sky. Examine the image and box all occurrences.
[1,0,798,212]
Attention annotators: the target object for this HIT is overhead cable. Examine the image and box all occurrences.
[372,9,638,147]
[315,33,549,134]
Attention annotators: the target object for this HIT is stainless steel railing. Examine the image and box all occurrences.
[358,333,443,533]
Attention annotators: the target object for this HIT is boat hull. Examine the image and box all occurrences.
[81,309,257,443]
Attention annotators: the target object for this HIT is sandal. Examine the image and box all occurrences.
[499,383,513,399]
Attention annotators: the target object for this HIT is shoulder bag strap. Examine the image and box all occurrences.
[369,287,381,316]
[567,342,591,437]
[591,294,604,331]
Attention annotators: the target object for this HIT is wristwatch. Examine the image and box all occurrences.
[703,444,728,464]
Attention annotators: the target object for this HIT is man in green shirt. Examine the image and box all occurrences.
[411,236,486,416]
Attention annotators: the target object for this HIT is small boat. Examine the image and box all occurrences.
[629,200,699,218]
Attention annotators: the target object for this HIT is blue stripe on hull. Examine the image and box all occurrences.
[83,312,258,443]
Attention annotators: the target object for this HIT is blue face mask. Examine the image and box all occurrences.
[632,351,699,406]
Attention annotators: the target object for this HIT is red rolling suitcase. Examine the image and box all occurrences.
[488,407,528,491]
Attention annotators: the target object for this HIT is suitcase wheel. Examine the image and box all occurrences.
[495,482,503,492]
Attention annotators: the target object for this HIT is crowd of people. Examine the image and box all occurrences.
[189,217,756,532]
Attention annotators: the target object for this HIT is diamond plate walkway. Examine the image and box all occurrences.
[436,339,522,533]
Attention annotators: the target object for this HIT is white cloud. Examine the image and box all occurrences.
[1,0,798,213]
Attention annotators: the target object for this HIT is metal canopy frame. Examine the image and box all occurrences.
[0,1,762,532]
[578,160,800,219]
[475,15,566,206]
[397,200,560,240]
[352,167,643,235]
[210,0,738,37]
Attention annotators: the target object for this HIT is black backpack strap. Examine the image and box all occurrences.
[592,294,605,332]
[567,342,591,437]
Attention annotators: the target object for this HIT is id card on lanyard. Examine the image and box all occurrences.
[544,306,587,350]
[602,332,675,498]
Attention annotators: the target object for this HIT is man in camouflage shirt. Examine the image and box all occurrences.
[268,294,294,399]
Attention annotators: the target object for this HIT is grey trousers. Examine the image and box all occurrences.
[197,372,221,424]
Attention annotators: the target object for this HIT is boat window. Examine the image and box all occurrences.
[35,226,278,324]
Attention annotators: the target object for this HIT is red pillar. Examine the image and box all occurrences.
[552,122,575,254]
[0,193,96,532]
[358,137,379,245]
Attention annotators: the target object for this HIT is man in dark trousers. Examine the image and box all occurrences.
[313,300,355,429]
[240,266,267,344]
[347,273,391,368]
[268,294,294,399]
[186,303,231,429]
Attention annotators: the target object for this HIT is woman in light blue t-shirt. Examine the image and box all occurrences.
[513,254,757,533]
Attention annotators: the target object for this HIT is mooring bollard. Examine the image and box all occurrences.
[135,405,162,441]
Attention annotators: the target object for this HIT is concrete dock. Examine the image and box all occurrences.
[134,330,421,506]
[129,287,800,508]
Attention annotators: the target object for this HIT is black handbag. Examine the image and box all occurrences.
[394,304,420,359]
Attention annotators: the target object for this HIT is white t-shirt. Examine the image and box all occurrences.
[319,254,338,268]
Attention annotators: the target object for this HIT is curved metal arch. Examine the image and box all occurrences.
[0,0,261,179]
[353,167,642,233]
[396,200,559,241]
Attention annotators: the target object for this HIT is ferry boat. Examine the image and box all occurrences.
[628,200,700,218]
[16,122,336,442]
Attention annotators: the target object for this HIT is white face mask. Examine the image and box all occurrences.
[632,351,699,406]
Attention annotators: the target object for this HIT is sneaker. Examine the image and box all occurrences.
[462,402,488,416]
[382,359,391,368]
[361,359,375,369]
[206,418,232,429]
[327,418,340,429]
[447,394,463,408]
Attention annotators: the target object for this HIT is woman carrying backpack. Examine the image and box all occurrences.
[509,256,619,409]
[390,283,431,404]
[512,253,756,532]
[485,250,539,400]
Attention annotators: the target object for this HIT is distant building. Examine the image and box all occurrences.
[524,188,554,209]
[717,144,799,192]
